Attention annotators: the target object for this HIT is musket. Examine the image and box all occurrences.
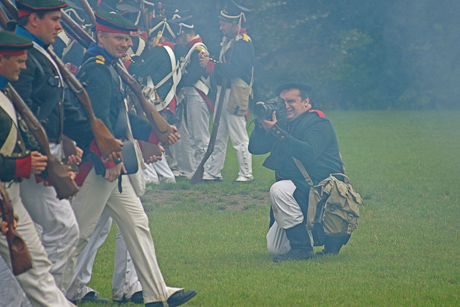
[59,7,175,145]
[47,49,122,160]
[0,182,32,275]
[6,84,79,199]
[0,0,17,20]
[0,5,10,27]
[190,38,236,184]
[126,89,163,157]
[77,0,96,26]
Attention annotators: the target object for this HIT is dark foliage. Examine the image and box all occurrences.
[134,1,460,109]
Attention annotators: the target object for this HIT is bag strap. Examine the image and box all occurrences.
[293,157,350,186]
[292,157,314,186]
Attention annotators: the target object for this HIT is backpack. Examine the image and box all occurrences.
[293,158,362,246]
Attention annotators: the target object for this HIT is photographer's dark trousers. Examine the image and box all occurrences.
[266,180,313,255]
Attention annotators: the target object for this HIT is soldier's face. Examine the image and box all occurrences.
[280,89,311,121]
[98,32,130,59]
[0,53,28,82]
[219,20,234,37]
[33,11,62,45]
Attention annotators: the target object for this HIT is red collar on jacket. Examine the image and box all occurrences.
[231,28,247,37]
[158,41,175,49]
[188,36,203,47]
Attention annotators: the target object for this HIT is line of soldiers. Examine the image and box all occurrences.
[1,0,255,306]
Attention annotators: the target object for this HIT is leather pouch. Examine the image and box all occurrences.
[121,140,139,175]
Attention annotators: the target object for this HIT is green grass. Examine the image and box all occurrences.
[82,110,460,306]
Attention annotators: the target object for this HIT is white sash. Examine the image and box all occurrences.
[0,92,18,155]
[145,45,181,111]
[180,40,211,95]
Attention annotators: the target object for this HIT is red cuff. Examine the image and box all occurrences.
[148,130,160,145]
[89,139,117,168]
[68,63,78,74]
[14,156,32,179]
[206,61,215,74]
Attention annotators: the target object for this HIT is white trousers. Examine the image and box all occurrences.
[0,182,75,307]
[150,156,176,183]
[266,180,312,256]
[203,87,253,181]
[19,144,79,293]
[174,87,211,177]
[66,207,141,301]
[143,163,160,184]
[113,227,142,301]
[0,251,31,307]
[173,101,194,178]
[65,168,181,304]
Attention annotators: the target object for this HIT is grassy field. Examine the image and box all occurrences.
[82,110,460,306]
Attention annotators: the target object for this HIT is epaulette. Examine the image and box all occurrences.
[308,109,326,118]
[242,33,249,42]
[95,55,105,65]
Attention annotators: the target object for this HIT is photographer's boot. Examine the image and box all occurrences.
[273,224,314,262]
[316,235,351,256]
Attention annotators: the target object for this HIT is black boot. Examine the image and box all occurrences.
[316,235,351,256]
[273,223,314,262]
[145,290,197,307]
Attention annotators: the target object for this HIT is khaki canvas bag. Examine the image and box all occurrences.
[293,158,362,245]
[307,173,361,235]
[226,65,254,117]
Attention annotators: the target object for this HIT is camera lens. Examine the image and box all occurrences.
[254,104,268,120]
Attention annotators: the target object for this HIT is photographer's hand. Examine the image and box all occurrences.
[256,102,278,131]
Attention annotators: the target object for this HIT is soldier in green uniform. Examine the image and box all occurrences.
[11,0,81,293]
[0,29,76,307]
[63,11,196,307]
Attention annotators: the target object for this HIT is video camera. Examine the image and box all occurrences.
[253,96,286,121]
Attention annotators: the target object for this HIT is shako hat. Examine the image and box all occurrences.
[219,0,250,23]
[115,0,140,14]
[16,0,68,18]
[148,17,179,40]
[0,30,33,55]
[95,10,137,35]
[170,15,194,35]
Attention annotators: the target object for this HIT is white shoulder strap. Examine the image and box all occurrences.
[180,42,207,74]
[0,92,18,155]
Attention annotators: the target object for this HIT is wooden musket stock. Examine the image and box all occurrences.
[0,0,18,20]
[47,49,122,160]
[0,182,32,275]
[190,39,236,184]
[6,85,79,199]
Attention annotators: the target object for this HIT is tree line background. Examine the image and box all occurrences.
[171,0,460,110]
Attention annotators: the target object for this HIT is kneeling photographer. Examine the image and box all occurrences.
[248,82,350,262]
